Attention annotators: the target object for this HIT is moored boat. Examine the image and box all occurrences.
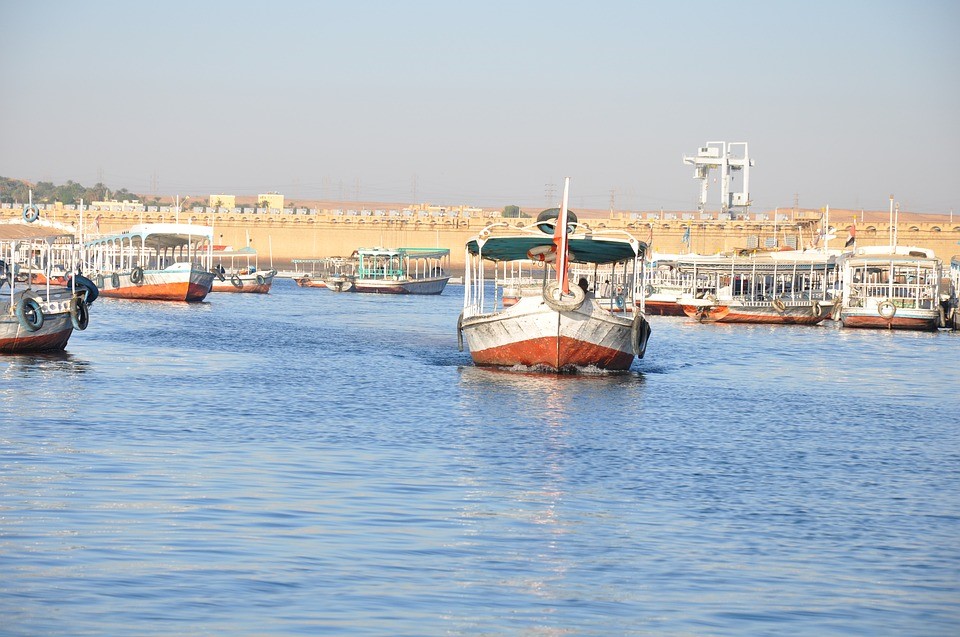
[459,178,651,372]
[210,245,276,294]
[352,247,450,294]
[0,218,97,353]
[837,245,943,331]
[675,250,839,325]
[84,223,216,302]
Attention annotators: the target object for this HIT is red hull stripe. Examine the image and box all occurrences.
[0,326,73,352]
[843,316,938,331]
[471,335,634,371]
[100,282,210,302]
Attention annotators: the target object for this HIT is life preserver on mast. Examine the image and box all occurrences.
[22,205,40,223]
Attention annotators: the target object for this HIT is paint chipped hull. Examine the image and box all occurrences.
[97,267,214,302]
[461,296,636,372]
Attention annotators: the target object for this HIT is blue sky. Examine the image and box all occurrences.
[2,0,958,213]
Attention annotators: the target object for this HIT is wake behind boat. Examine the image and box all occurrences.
[85,223,216,302]
[459,178,651,372]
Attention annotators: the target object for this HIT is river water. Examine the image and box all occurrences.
[2,278,958,636]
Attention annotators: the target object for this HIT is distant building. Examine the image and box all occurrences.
[209,194,236,209]
[257,192,284,210]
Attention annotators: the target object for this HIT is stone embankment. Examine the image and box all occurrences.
[3,205,958,272]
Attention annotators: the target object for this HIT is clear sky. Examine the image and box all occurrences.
[2,0,958,213]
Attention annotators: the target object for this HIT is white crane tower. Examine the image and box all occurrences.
[682,141,754,215]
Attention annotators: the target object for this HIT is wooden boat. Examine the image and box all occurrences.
[675,251,840,325]
[324,274,354,292]
[84,223,216,302]
[295,275,326,288]
[210,246,276,294]
[0,218,97,353]
[352,247,450,295]
[459,178,651,372]
[637,255,695,316]
[837,245,943,330]
[948,256,960,330]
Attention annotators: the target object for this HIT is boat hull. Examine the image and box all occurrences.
[840,308,940,331]
[0,293,77,353]
[353,276,449,295]
[461,297,640,372]
[97,267,214,302]
[642,298,686,316]
[211,271,275,294]
[680,300,830,325]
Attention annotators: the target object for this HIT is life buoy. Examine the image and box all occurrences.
[772,298,787,312]
[543,281,586,312]
[644,285,654,298]
[22,205,39,223]
[70,294,89,330]
[110,272,120,288]
[878,299,897,319]
[231,274,243,289]
[256,274,266,286]
[631,313,652,358]
[130,266,144,285]
[16,296,44,332]
[527,244,557,264]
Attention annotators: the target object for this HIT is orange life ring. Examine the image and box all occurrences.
[527,244,557,263]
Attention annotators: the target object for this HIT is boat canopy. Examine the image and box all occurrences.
[466,231,642,265]
[356,247,450,259]
[85,223,214,250]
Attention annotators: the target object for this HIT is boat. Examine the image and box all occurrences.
[837,245,943,330]
[0,216,97,353]
[459,178,651,372]
[637,255,695,316]
[352,247,450,294]
[292,257,356,290]
[84,223,216,302]
[675,250,840,325]
[210,245,276,293]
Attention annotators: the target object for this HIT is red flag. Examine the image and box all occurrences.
[844,220,856,247]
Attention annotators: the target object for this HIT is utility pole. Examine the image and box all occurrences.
[545,183,556,208]
[609,189,616,219]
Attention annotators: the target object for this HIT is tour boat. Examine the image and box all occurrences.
[837,245,943,331]
[84,223,216,302]
[352,247,450,294]
[675,251,840,325]
[459,178,651,372]
[210,245,276,294]
[637,255,695,316]
[0,217,96,353]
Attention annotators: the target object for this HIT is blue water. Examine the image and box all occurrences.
[1,278,958,636]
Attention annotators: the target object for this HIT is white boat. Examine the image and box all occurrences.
[210,245,276,294]
[352,247,450,294]
[0,218,97,353]
[84,223,216,302]
[674,250,840,325]
[459,178,651,372]
[948,255,960,330]
[837,245,943,331]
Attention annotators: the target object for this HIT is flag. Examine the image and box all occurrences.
[681,226,691,245]
[844,220,856,247]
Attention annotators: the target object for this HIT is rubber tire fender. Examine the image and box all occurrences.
[16,296,44,332]
[231,274,243,289]
[70,294,90,330]
[631,313,652,358]
[543,281,586,312]
[130,266,144,285]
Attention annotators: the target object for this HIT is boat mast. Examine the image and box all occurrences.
[554,177,571,294]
